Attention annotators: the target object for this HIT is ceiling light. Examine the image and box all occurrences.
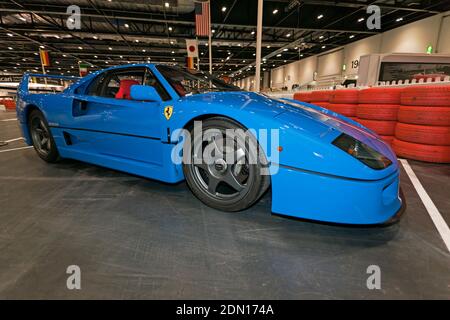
[142,49,146,52]
[276,54,281,57]
[94,55,98,58]
[349,35,355,39]
[317,14,324,19]
[283,48,288,51]
[105,61,109,64]
[34,53,38,56]
[358,17,365,22]
[168,26,173,31]
[93,36,98,39]
[396,17,404,22]
[319,35,324,39]
[8,47,13,50]
[222,6,227,12]
[109,47,112,50]
[242,60,246,63]
[165,2,170,8]
[124,23,129,28]
[253,53,256,56]
[78,46,83,50]
[322,45,326,49]
[120,55,123,58]
[135,39,139,43]
[251,31,255,35]
[7,33,13,37]
[273,9,278,14]
[266,45,271,48]
[300,54,304,57]
[19,16,27,22]
[172,58,175,61]
[56,61,60,64]
[40,45,45,49]
[286,33,291,37]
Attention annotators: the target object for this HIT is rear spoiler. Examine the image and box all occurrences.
[18,73,80,97]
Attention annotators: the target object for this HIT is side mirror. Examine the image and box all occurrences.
[130,85,162,102]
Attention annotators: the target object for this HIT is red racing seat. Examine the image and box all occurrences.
[115,79,140,99]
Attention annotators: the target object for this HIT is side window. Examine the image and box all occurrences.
[103,70,145,99]
[85,67,171,101]
[86,73,106,96]
[143,70,171,101]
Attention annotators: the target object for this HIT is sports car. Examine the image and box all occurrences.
[16,63,404,225]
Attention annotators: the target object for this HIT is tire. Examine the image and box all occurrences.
[310,90,333,102]
[356,104,399,121]
[400,85,450,106]
[182,117,270,212]
[358,87,402,104]
[357,119,397,136]
[293,92,312,102]
[392,139,450,163]
[395,123,450,146]
[313,102,330,108]
[398,106,450,126]
[28,109,59,163]
[380,135,394,145]
[330,89,359,104]
[327,103,357,117]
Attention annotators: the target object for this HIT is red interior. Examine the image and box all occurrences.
[115,79,140,99]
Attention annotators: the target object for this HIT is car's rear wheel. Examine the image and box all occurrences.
[28,109,59,162]
[183,117,270,212]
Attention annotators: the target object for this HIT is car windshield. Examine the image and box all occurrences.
[157,65,241,97]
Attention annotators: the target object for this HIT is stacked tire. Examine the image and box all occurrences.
[356,87,402,146]
[0,98,16,110]
[309,90,334,109]
[393,85,450,163]
[293,91,313,103]
[328,89,359,121]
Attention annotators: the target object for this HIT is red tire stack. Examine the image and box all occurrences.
[328,89,358,121]
[0,98,16,110]
[309,90,334,109]
[293,91,313,103]
[356,87,402,146]
[393,85,450,163]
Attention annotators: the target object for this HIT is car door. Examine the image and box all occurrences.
[65,67,171,168]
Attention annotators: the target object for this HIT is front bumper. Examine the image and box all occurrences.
[270,164,404,225]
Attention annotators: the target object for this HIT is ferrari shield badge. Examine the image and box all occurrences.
[164,106,173,120]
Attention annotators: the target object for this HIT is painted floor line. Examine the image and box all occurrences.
[0,146,33,153]
[400,159,450,253]
[0,118,17,122]
[4,137,24,143]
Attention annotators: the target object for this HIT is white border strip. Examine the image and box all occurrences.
[4,137,24,143]
[0,146,32,153]
[0,118,17,122]
[400,159,450,253]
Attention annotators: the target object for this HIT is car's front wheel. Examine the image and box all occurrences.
[28,109,59,163]
[183,117,270,212]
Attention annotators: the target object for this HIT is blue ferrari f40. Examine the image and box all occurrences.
[16,64,404,225]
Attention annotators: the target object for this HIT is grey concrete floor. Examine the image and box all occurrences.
[0,110,449,299]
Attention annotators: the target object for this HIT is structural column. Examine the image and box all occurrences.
[254,0,263,92]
